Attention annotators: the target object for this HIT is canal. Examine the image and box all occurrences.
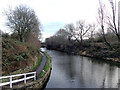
[41,48,119,88]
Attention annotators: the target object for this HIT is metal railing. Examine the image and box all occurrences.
[0,72,36,88]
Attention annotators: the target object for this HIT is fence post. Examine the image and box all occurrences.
[34,72,36,81]
[24,74,26,84]
[10,76,12,88]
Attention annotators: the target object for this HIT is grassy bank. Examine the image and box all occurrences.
[31,55,42,71]
[2,37,42,75]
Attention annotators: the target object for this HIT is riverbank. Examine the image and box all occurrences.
[2,37,42,75]
[14,51,52,89]
[46,44,120,66]
[2,37,52,89]
[77,50,120,65]
[2,50,52,89]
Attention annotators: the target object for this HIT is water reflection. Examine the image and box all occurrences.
[41,48,119,88]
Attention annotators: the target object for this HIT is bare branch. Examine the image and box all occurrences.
[5,5,41,42]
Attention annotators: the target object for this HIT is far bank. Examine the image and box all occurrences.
[46,43,120,66]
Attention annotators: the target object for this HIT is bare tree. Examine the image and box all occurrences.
[87,23,96,40]
[97,0,112,49]
[5,5,41,42]
[75,20,91,44]
[107,0,120,42]
[55,28,69,39]
[64,23,75,41]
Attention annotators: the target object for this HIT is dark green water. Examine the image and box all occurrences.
[41,48,119,88]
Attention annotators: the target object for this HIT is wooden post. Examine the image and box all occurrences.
[34,73,36,81]
[24,74,26,84]
[10,76,12,88]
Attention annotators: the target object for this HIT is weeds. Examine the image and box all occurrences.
[2,38,40,75]
[31,55,42,71]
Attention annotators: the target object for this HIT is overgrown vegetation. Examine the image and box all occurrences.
[2,37,41,75]
[46,27,120,61]
[31,55,42,71]
[2,4,42,75]
[39,71,45,78]
[45,0,120,62]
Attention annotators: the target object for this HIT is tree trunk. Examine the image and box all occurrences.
[102,26,113,50]
[81,39,83,46]
[19,35,23,42]
[103,35,113,50]
[116,33,120,42]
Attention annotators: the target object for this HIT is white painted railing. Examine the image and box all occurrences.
[0,72,36,88]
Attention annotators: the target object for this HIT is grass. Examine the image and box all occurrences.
[39,71,45,78]
[31,55,42,71]
[44,52,50,71]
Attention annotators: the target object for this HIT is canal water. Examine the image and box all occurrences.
[41,48,119,88]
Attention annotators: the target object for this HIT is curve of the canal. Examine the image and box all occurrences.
[41,48,119,88]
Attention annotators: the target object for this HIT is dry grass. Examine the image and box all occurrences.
[2,38,40,75]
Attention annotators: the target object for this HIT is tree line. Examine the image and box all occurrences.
[46,0,119,49]
[45,0,120,58]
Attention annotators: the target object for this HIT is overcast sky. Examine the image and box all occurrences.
[0,0,119,41]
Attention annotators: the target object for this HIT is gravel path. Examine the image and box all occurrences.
[36,51,47,77]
